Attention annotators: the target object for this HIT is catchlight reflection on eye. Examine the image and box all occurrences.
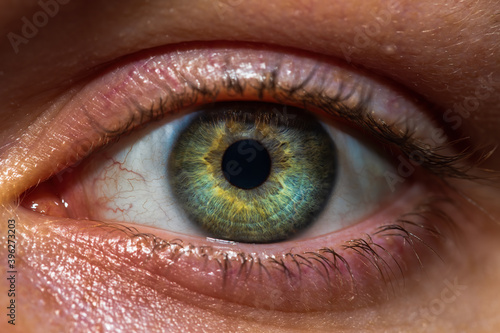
[59,100,395,243]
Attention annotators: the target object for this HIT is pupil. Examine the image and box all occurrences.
[222,139,272,190]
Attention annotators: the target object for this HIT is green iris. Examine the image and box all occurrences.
[168,102,337,243]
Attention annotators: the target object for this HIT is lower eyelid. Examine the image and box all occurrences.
[20,177,466,313]
[150,185,460,312]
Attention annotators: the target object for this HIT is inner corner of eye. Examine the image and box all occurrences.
[22,101,404,243]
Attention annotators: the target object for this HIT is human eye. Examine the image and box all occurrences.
[1,1,499,332]
[14,42,481,315]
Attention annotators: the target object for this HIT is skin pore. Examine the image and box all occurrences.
[0,0,499,332]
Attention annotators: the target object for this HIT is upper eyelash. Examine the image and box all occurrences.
[88,59,486,182]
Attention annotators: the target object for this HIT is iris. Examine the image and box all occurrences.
[169,102,337,243]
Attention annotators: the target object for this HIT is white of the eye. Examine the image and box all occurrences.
[82,113,199,233]
[81,111,396,238]
[296,123,394,238]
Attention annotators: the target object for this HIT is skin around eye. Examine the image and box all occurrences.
[18,44,474,313]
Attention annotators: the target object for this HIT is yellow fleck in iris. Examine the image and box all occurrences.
[169,102,337,243]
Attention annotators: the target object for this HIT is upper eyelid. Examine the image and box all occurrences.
[71,42,435,139]
[0,43,478,203]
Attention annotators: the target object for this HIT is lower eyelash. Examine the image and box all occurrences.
[93,193,459,310]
